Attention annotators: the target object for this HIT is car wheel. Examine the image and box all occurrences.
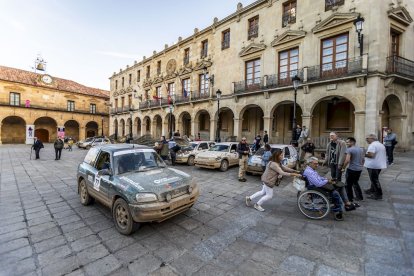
[219,160,229,172]
[113,198,137,235]
[187,156,195,166]
[86,145,91,150]
[79,179,93,205]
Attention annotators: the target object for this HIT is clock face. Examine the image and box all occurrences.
[42,75,52,84]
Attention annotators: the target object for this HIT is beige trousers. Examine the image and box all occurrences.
[238,155,248,178]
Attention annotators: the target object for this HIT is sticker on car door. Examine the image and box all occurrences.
[93,173,101,191]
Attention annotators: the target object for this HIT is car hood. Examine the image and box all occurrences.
[196,151,225,158]
[115,167,191,195]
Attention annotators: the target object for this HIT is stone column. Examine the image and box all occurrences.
[209,119,216,141]
[263,116,272,142]
[301,115,312,137]
[365,77,382,137]
[191,119,198,138]
[0,123,2,144]
[233,118,241,141]
[79,126,86,141]
[354,111,366,147]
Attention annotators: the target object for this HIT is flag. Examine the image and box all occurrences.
[183,89,188,98]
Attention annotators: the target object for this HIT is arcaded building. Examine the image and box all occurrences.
[0,65,109,144]
[109,0,414,150]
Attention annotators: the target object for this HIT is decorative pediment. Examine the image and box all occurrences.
[178,66,193,76]
[312,12,359,33]
[388,6,413,26]
[271,30,306,47]
[164,72,177,81]
[118,89,127,95]
[239,42,266,57]
[126,86,134,93]
[194,59,213,71]
[143,78,152,87]
[152,75,164,84]
[113,91,119,97]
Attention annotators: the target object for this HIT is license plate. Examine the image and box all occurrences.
[170,199,187,210]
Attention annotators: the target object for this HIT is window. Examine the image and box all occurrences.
[325,0,344,11]
[121,97,125,108]
[182,78,191,97]
[390,29,400,57]
[128,95,132,108]
[321,33,348,76]
[201,40,208,58]
[184,48,190,65]
[115,99,118,110]
[282,0,296,27]
[9,92,20,106]
[248,16,259,40]
[95,151,111,170]
[279,48,299,84]
[115,80,118,90]
[90,104,96,114]
[157,61,161,75]
[222,29,230,50]
[128,74,132,85]
[146,66,150,79]
[122,77,124,88]
[245,59,261,87]
[199,74,209,95]
[168,83,175,96]
[137,70,141,82]
[145,90,150,100]
[67,100,75,111]
[156,86,162,99]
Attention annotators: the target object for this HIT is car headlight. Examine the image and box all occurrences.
[136,193,157,203]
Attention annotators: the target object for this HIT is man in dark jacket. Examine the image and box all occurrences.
[237,137,250,182]
[54,136,64,160]
[263,130,269,145]
[32,137,44,160]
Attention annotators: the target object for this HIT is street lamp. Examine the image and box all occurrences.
[215,89,222,142]
[202,66,214,97]
[353,15,365,56]
[101,116,104,136]
[114,115,118,141]
[291,75,301,147]
[169,94,176,139]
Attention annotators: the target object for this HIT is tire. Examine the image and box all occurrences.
[219,160,229,172]
[187,156,195,166]
[113,198,137,235]
[85,145,91,150]
[79,179,93,206]
[297,190,330,219]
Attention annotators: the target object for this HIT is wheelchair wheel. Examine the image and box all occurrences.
[297,190,330,219]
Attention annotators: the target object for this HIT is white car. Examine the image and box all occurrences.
[194,142,239,171]
[247,144,298,175]
[176,140,215,165]
[78,137,111,149]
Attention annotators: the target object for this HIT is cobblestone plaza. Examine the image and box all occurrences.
[0,144,413,275]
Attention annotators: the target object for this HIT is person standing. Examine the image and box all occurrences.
[68,138,74,152]
[364,134,387,200]
[301,138,315,161]
[263,130,269,145]
[261,144,272,172]
[299,126,309,145]
[168,137,178,165]
[295,125,302,141]
[237,137,250,182]
[383,128,397,165]
[54,136,64,160]
[323,132,347,181]
[342,137,364,202]
[254,134,262,152]
[159,136,169,161]
[246,149,301,212]
[32,137,44,160]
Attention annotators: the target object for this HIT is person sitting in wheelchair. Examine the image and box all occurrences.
[302,157,344,221]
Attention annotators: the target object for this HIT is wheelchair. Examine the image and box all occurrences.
[296,176,333,220]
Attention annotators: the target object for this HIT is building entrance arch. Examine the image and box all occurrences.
[1,116,26,144]
[86,121,99,138]
[381,95,403,144]
[65,120,80,140]
[271,101,303,145]
[34,116,57,143]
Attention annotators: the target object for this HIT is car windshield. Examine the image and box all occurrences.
[209,145,229,152]
[114,150,166,175]
[190,143,197,149]
[254,147,282,156]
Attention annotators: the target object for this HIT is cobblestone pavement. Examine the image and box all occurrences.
[0,144,413,276]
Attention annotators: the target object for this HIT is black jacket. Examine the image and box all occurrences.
[54,139,64,149]
[237,143,250,159]
[32,140,44,150]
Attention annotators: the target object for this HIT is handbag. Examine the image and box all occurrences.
[292,177,306,191]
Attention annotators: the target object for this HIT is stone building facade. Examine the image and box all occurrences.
[0,66,109,144]
[109,0,414,150]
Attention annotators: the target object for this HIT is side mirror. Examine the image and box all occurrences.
[98,169,112,176]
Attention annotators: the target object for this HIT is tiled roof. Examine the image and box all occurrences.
[0,65,109,99]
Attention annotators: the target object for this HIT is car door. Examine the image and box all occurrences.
[229,144,239,165]
[198,143,208,152]
[89,150,112,206]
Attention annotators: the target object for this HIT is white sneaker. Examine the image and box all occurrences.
[245,196,252,207]
[254,204,265,212]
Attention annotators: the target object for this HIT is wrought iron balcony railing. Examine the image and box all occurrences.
[248,26,259,40]
[386,56,414,79]
[306,56,365,82]
[0,101,107,115]
[192,90,210,101]
[234,77,264,94]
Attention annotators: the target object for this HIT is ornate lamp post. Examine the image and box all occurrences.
[129,109,133,142]
[291,75,301,147]
[169,94,176,139]
[353,15,365,56]
[114,114,118,141]
[215,89,222,142]
[101,116,104,136]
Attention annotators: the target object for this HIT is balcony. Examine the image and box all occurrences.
[191,90,210,101]
[386,56,414,80]
[234,77,264,94]
[175,95,190,104]
[0,101,107,115]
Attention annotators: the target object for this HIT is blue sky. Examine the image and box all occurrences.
[0,0,254,90]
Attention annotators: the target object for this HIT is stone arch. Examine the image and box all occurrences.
[310,96,355,145]
[34,116,57,143]
[178,111,191,137]
[134,117,142,137]
[64,120,80,140]
[1,116,26,144]
[270,100,304,145]
[213,107,235,142]
[381,94,403,144]
[153,115,163,138]
[143,116,151,135]
[194,109,211,140]
[238,104,265,143]
[126,117,132,138]
[119,119,126,137]
[85,121,99,138]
